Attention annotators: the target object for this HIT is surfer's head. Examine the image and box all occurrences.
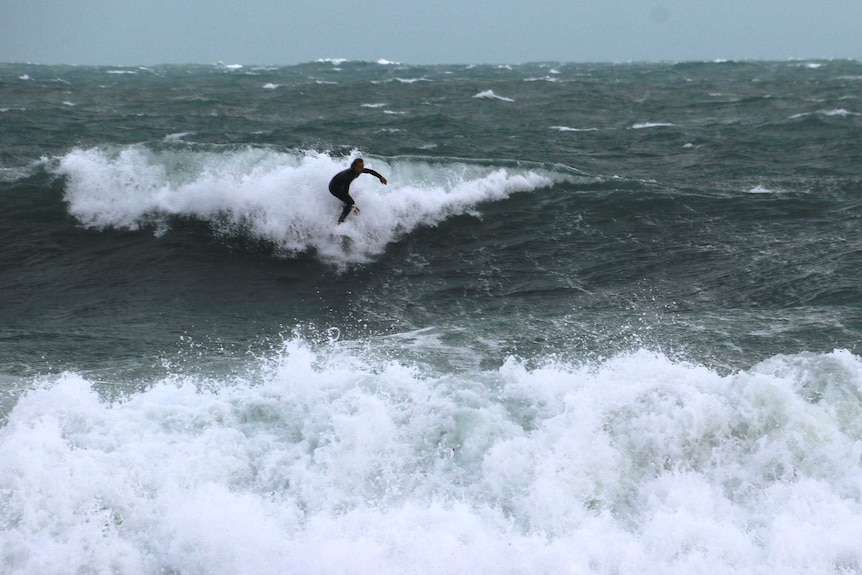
[351,158,365,173]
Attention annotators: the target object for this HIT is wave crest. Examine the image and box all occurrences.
[53,146,565,265]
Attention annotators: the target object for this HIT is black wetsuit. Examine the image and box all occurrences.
[328,167,383,223]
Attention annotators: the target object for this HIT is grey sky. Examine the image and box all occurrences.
[2,0,861,65]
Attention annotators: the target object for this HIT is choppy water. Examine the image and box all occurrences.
[2,59,862,574]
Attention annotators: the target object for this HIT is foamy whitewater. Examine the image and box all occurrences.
[2,59,862,574]
[55,147,561,265]
[5,342,862,574]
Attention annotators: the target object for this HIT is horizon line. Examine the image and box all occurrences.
[2,56,860,68]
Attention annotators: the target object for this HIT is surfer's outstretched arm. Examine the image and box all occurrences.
[363,168,387,185]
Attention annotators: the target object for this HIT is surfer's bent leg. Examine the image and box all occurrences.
[330,187,355,223]
[338,201,354,223]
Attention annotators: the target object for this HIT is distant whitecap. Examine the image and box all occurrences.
[473,90,514,102]
[551,126,598,132]
[748,184,777,194]
[630,122,674,129]
[163,132,194,142]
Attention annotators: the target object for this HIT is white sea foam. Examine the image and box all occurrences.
[748,185,778,194]
[395,77,430,84]
[821,108,857,116]
[163,132,194,142]
[551,126,599,132]
[2,342,862,574]
[0,166,33,183]
[790,109,859,119]
[473,90,514,102]
[53,147,561,266]
[630,122,675,129]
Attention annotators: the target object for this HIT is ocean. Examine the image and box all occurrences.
[2,58,862,574]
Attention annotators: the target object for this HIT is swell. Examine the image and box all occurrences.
[11,150,861,313]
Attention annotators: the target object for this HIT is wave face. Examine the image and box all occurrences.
[2,60,862,573]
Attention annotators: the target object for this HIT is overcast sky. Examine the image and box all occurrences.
[2,0,861,66]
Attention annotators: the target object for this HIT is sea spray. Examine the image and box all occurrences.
[3,338,862,574]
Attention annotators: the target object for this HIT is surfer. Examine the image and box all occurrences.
[329,158,387,224]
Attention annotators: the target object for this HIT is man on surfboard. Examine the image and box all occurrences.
[329,158,387,224]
